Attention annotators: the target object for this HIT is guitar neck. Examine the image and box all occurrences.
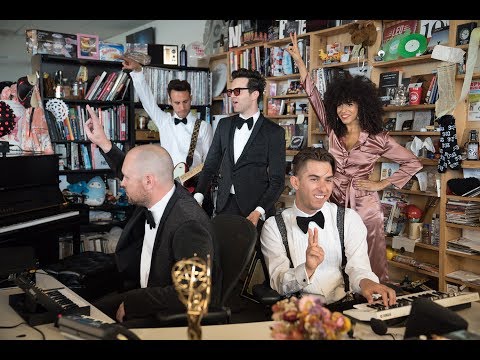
[177,163,204,184]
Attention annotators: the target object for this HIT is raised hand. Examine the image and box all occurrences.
[285,32,308,81]
[121,56,142,72]
[305,227,324,278]
[84,104,112,152]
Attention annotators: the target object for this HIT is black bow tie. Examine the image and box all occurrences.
[143,208,156,229]
[174,117,187,125]
[296,211,325,234]
[236,117,253,130]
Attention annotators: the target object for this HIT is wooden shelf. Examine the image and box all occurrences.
[372,55,436,68]
[384,104,435,111]
[446,222,480,230]
[456,72,480,80]
[445,277,480,291]
[270,94,308,100]
[266,74,301,81]
[446,250,480,261]
[208,52,228,61]
[446,195,480,203]
[387,260,439,278]
[394,188,439,197]
[266,33,310,47]
[387,131,440,136]
[213,96,223,101]
[415,242,439,252]
[311,130,327,135]
[316,60,368,69]
[461,160,480,169]
[269,115,300,119]
[286,150,299,156]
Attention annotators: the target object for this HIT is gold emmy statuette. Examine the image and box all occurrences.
[171,254,211,340]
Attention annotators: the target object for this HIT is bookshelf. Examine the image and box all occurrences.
[32,54,135,233]
[221,20,480,292]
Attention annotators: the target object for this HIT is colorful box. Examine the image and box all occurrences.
[26,29,78,58]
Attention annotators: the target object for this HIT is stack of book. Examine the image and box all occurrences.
[446,200,480,226]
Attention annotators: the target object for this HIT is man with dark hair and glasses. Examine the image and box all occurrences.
[122,57,212,171]
[194,68,286,227]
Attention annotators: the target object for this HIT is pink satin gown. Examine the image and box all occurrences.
[304,75,423,281]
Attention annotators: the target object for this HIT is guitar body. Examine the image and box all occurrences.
[173,162,204,193]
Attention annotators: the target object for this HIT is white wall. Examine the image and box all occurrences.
[108,20,206,50]
[0,20,206,83]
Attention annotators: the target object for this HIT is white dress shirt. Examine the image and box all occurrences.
[139,184,175,288]
[260,201,378,304]
[130,69,213,168]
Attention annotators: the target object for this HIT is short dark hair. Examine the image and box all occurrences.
[231,68,266,98]
[167,79,191,96]
[292,147,336,176]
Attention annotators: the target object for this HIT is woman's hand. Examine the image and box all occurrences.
[355,179,391,192]
[285,32,308,82]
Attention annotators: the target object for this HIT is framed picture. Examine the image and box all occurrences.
[77,34,99,60]
[290,135,304,150]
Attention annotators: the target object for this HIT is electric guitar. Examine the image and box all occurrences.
[173,162,204,193]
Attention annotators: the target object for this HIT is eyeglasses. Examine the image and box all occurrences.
[226,87,249,97]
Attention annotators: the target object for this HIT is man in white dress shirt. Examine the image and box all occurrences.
[122,57,213,169]
[260,147,396,308]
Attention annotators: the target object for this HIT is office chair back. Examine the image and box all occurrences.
[154,214,257,327]
[212,214,258,308]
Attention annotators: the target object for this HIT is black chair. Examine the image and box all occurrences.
[155,214,258,326]
[251,245,283,318]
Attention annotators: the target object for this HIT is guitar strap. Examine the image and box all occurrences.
[186,119,202,168]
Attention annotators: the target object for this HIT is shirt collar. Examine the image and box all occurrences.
[293,200,330,217]
[239,110,260,122]
[148,184,175,224]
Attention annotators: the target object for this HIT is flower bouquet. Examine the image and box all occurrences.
[270,295,351,340]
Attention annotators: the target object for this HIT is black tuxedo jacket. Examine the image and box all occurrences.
[103,145,221,319]
[196,114,286,217]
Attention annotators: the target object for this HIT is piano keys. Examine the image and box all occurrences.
[343,289,480,322]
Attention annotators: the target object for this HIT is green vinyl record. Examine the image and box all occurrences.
[398,33,428,58]
[382,31,411,62]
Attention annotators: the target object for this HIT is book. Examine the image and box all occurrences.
[380,163,400,181]
[378,71,402,105]
[395,111,414,131]
[382,20,418,44]
[86,71,107,100]
[468,80,480,121]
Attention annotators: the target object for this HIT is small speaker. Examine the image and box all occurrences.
[404,297,468,338]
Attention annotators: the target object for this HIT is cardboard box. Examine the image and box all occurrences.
[26,29,78,58]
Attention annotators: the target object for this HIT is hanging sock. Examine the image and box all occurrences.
[437,114,462,173]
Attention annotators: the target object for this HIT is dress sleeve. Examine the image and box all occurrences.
[302,73,331,134]
[381,133,423,189]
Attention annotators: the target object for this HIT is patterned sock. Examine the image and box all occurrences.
[437,115,462,172]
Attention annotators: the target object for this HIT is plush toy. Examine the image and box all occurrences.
[348,21,378,47]
[84,176,106,206]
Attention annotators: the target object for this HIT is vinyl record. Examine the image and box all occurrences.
[382,31,411,62]
[398,33,428,58]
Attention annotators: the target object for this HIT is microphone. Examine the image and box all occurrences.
[370,318,396,339]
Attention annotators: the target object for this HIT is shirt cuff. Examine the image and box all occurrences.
[295,263,311,288]
[193,192,204,205]
[255,206,266,221]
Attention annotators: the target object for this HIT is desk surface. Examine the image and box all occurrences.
[0,271,113,340]
[1,276,480,340]
[132,301,480,340]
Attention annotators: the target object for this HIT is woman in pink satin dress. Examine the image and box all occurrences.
[286,33,422,281]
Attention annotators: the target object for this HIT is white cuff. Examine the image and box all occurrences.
[193,192,204,205]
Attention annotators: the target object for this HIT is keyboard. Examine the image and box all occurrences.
[0,210,80,234]
[9,274,90,325]
[343,290,480,322]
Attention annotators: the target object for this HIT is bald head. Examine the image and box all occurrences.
[125,144,174,184]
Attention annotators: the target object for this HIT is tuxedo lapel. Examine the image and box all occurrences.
[228,115,238,165]
[116,208,145,251]
[151,184,180,254]
[235,115,264,165]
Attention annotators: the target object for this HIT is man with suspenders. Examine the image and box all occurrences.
[260,147,396,309]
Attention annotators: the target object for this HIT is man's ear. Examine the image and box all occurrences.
[290,175,299,190]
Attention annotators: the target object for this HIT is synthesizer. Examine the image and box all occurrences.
[343,290,479,322]
[9,274,90,325]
